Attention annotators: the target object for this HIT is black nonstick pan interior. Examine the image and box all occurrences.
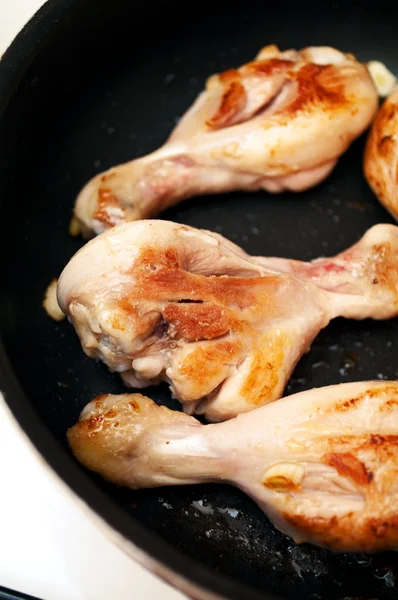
[2,0,398,598]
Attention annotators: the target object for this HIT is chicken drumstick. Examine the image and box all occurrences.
[68,381,398,553]
[58,220,398,421]
[74,45,378,236]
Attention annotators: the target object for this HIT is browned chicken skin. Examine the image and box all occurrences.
[58,221,398,421]
[364,86,398,220]
[68,381,398,553]
[74,45,378,236]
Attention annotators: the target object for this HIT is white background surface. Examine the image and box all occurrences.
[0,2,187,599]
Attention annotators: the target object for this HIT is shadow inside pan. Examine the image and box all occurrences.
[2,0,398,598]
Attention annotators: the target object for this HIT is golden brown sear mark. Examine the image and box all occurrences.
[206,69,247,129]
[365,171,386,202]
[334,384,398,413]
[286,63,346,115]
[129,399,141,412]
[94,188,125,227]
[207,59,348,132]
[244,58,293,77]
[94,394,110,409]
[117,296,160,337]
[381,398,398,412]
[325,452,372,486]
[240,332,290,405]
[163,303,231,340]
[374,102,398,136]
[366,97,398,184]
[105,409,117,418]
[86,414,104,431]
[370,434,387,445]
[127,244,279,314]
[367,434,398,447]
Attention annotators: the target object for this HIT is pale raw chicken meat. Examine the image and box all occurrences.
[364,86,398,221]
[57,220,398,421]
[74,45,378,236]
[68,381,398,552]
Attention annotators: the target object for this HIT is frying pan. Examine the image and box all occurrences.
[1,0,398,598]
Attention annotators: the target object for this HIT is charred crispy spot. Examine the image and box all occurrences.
[377,135,394,158]
[94,188,125,227]
[386,106,398,122]
[365,169,386,201]
[129,399,141,412]
[206,75,247,129]
[241,331,290,405]
[105,409,117,418]
[335,396,362,411]
[325,452,371,486]
[163,303,231,340]
[285,64,346,116]
[86,414,104,431]
[94,394,109,409]
[370,434,386,445]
